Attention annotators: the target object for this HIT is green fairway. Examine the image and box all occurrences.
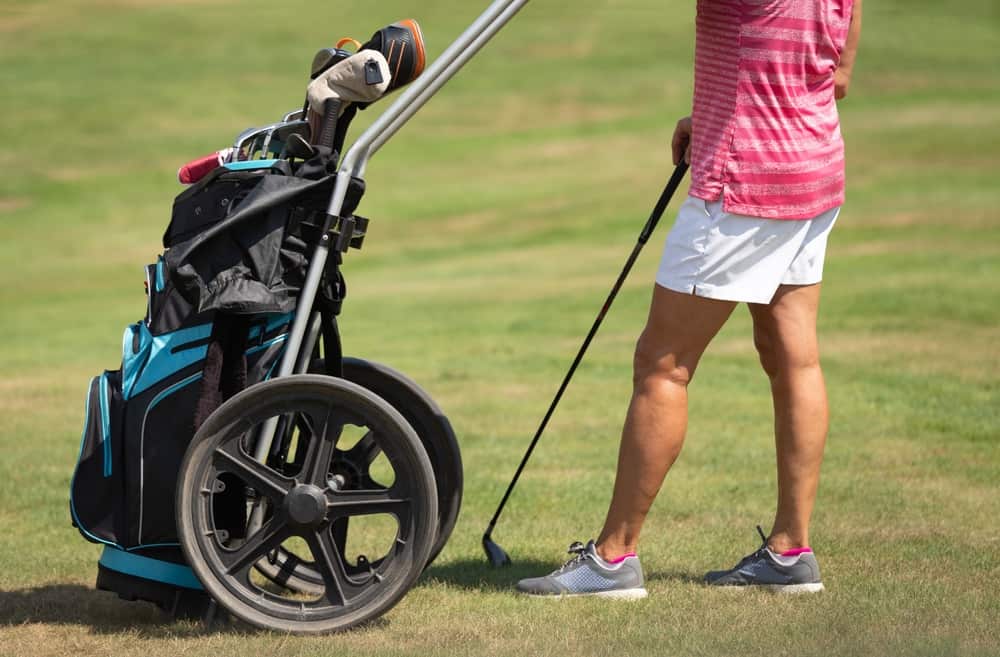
[1,1,998,655]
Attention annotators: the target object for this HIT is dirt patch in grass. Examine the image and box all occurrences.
[420,95,642,137]
[849,102,1000,131]
[837,208,1000,231]
[820,327,998,383]
[0,10,44,34]
[712,324,997,384]
[834,233,1000,256]
[0,198,31,214]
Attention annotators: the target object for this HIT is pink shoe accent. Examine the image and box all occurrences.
[780,547,813,557]
[606,552,637,564]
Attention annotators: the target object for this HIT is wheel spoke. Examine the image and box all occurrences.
[326,489,411,520]
[259,550,313,588]
[300,407,345,487]
[213,441,293,502]
[345,431,381,466]
[218,515,290,577]
[305,528,352,606]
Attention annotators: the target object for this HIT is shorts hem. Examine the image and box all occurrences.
[654,279,776,305]
[779,275,824,287]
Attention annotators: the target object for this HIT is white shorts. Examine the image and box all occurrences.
[655,195,839,305]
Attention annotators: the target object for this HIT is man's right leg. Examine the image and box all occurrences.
[595,285,736,560]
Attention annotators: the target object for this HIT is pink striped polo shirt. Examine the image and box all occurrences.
[689,0,854,220]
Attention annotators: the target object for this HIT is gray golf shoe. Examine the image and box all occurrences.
[705,527,824,593]
[516,540,648,599]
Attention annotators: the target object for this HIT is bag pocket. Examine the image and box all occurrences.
[124,314,291,547]
[128,368,205,547]
[70,370,125,546]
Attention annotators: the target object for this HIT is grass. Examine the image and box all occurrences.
[1,1,998,655]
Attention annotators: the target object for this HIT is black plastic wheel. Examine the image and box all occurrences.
[254,358,462,594]
[337,357,462,566]
[176,374,438,634]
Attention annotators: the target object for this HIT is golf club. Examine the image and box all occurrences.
[260,119,310,158]
[310,46,353,79]
[482,159,690,567]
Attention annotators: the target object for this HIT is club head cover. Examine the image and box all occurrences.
[307,49,391,110]
[360,19,426,93]
[310,47,353,80]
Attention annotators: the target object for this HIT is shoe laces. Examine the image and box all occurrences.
[554,541,591,573]
[732,526,771,568]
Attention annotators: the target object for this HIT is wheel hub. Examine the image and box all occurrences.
[285,484,328,528]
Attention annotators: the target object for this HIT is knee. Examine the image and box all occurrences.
[632,331,696,390]
[754,328,820,381]
[753,329,781,380]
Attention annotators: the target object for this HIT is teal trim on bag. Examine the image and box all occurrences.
[131,313,289,399]
[155,256,166,293]
[131,323,212,397]
[99,547,203,590]
[98,373,111,477]
[246,333,287,358]
[224,159,279,171]
[247,312,294,343]
[122,323,152,400]
[70,376,119,547]
[148,372,202,412]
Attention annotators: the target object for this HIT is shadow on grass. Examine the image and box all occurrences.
[424,559,702,591]
[423,558,553,592]
[0,584,252,637]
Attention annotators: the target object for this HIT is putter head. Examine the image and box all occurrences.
[482,533,511,567]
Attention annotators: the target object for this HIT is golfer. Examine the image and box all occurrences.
[518,0,863,597]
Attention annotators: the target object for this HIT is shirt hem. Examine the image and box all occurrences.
[689,187,844,221]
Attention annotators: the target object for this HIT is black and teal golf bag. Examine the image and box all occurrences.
[69,158,360,616]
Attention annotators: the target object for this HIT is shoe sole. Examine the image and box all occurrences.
[712,582,825,594]
[523,588,648,600]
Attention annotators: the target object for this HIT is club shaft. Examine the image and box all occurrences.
[485,161,689,535]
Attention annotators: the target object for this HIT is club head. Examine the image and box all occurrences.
[482,533,511,568]
[231,124,276,160]
[310,47,352,79]
[262,119,310,158]
[284,133,316,160]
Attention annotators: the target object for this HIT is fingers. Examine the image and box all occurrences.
[833,69,850,100]
[671,135,686,166]
[672,116,693,165]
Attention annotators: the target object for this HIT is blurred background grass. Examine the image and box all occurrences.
[0,1,998,656]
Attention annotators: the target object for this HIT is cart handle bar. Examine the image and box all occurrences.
[257,0,533,460]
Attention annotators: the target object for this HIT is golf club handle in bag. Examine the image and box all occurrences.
[483,160,689,543]
[314,98,343,149]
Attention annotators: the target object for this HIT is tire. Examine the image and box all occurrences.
[339,357,462,566]
[253,358,462,594]
[176,374,437,634]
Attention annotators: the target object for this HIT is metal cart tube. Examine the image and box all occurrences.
[253,0,531,462]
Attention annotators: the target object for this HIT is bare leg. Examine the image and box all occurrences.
[595,285,736,560]
[749,284,828,553]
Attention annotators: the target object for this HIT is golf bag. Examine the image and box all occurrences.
[69,154,366,616]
